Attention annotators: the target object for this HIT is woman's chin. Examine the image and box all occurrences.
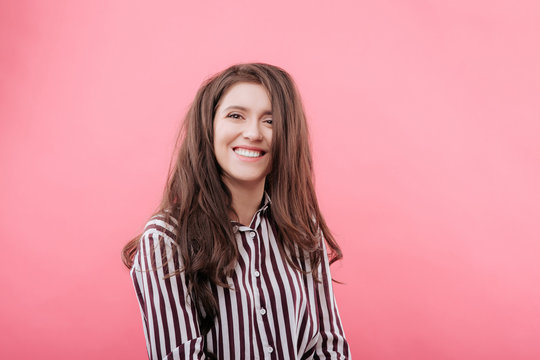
[222,174,267,189]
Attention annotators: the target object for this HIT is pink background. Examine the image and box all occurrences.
[1,0,539,359]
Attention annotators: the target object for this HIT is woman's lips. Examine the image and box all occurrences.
[232,146,267,161]
[234,148,264,158]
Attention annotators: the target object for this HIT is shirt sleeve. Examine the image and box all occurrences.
[130,220,207,360]
[313,235,351,359]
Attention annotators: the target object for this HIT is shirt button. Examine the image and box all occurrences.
[250,231,256,238]
[260,308,266,315]
[267,346,273,353]
[254,270,260,277]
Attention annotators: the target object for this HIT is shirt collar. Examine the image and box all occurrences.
[260,191,271,212]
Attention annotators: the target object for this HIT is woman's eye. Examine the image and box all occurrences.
[227,113,242,119]
[264,119,273,125]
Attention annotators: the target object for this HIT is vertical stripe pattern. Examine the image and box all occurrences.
[130,195,350,359]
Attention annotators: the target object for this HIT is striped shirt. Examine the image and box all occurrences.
[130,194,350,359]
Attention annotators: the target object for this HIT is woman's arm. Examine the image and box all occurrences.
[313,235,351,359]
[131,217,206,360]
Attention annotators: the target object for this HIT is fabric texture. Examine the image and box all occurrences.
[130,195,350,359]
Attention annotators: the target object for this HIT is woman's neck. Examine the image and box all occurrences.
[224,179,265,227]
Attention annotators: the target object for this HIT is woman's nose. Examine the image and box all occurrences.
[242,119,263,141]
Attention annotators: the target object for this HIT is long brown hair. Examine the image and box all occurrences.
[122,62,343,337]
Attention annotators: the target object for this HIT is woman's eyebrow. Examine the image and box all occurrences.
[223,105,272,116]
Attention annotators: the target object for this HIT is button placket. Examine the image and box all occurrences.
[255,240,266,319]
[251,230,262,281]
[249,225,272,358]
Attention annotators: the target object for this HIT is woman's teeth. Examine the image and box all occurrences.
[234,148,263,158]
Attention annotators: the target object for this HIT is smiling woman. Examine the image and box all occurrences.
[121,63,350,359]
[213,83,274,225]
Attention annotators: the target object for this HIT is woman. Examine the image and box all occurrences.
[122,63,350,359]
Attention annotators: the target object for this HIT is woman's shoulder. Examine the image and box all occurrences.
[132,211,181,273]
[140,210,179,244]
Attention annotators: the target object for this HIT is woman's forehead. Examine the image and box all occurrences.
[216,82,272,113]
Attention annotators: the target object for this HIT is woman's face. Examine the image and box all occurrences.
[213,82,273,190]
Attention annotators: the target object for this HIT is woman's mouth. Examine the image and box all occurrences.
[233,147,265,158]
